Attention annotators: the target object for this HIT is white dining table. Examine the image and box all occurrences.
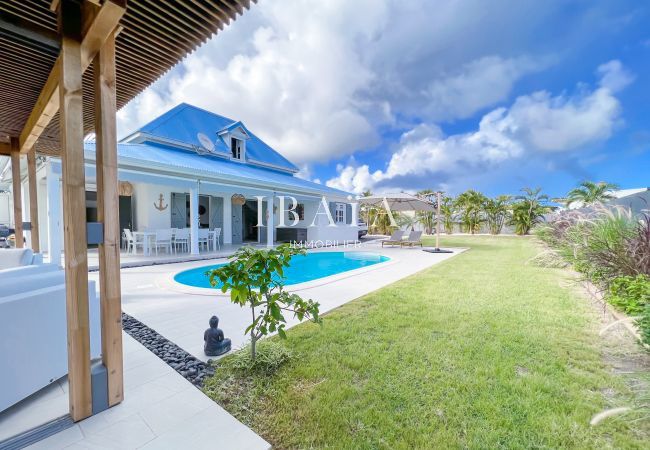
[132,231,156,256]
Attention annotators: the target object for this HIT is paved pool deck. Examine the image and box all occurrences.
[101,241,463,362]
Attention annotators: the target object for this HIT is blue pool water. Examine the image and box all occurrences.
[174,251,390,289]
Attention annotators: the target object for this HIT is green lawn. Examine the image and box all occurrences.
[204,236,648,449]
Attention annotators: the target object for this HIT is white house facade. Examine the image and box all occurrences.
[5,103,358,261]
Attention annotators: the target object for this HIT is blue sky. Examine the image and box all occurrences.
[117,0,650,198]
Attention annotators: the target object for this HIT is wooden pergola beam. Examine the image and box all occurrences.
[19,0,126,154]
[0,142,11,155]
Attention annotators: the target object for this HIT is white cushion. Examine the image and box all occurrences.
[1,270,65,297]
[0,248,34,270]
[0,280,101,412]
[0,263,59,284]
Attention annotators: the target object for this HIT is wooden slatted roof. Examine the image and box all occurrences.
[0,0,255,155]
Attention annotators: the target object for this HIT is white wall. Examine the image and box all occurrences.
[37,177,48,251]
[133,183,173,230]
[276,198,358,244]
[38,158,359,247]
[0,192,10,226]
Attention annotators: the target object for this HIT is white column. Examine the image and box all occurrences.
[223,195,232,244]
[266,195,274,247]
[189,184,199,255]
[46,161,62,266]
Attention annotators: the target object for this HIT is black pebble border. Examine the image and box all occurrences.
[122,313,215,387]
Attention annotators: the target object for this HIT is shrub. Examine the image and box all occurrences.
[208,244,321,361]
[626,213,650,276]
[538,207,642,285]
[638,304,650,346]
[224,341,293,376]
[607,275,650,315]
[579,208,637,283]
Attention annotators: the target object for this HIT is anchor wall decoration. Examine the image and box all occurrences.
[153,193,168,211]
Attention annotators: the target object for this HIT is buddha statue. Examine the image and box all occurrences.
[204,315,231,356]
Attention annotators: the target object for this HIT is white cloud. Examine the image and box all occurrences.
[505,87,622,151]
[294,164,313,181]
[119,0,386,164]
[597,59,635,92]
[116,0,588,165]
[327,61,630,194]
[422,55,548,120]
[114,0,636,196]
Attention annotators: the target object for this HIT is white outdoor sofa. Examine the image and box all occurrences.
[0,248,101,413]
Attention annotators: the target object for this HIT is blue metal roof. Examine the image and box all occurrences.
[123,103,299,173]
[84,141,351,198]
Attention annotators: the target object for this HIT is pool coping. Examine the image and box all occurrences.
[156,250,400,297]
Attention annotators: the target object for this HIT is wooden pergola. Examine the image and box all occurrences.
[0,0,255,422]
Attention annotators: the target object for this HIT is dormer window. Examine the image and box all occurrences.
[231,137,244,161]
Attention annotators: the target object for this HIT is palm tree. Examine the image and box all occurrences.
[416,189,436,234]
[566,181,619,207]
[455,190,487,234]
[359,190,373,226]
[439,196,456,234]
[396,213,418,231]
[510,187,551,235]
[484,195,511,235]
[362,191,395,235]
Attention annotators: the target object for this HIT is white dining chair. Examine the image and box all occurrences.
[212,228,221,250]
[154,229,173,255]
[124,229,145,255]
[174,228,190,253]
[198,228,209,252]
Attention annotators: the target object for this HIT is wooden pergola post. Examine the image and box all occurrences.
[10,138,23,248]
[27,149,40,252]
[59,0,92,422]
[94,28,124,407]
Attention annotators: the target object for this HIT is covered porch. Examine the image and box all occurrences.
[39,156,358,268]
[0,0,269,448]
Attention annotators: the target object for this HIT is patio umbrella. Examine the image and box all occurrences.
[357,192,436,212]
[358,192,453,253]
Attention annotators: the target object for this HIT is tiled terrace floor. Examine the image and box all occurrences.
[0,333,269,449]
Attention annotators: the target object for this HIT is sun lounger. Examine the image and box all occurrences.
[381,230,405,247]
[401,230,423,247]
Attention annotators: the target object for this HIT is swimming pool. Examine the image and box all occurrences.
[173,251,390,289]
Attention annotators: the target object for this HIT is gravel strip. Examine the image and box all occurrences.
[122,313,215,387]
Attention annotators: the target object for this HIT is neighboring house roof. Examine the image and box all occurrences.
[611,188,649,199]
[609,188,650,216]
[121,103,299,173]
[558,187,650,216]
[83,141,351,199]
[565,188,650,209]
